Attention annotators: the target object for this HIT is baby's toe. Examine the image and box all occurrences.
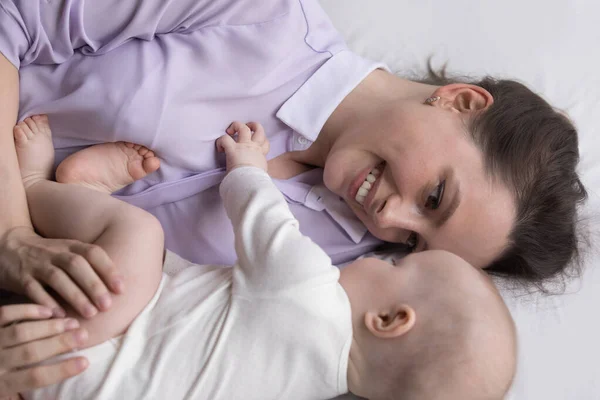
[13,125,29,145]
[31,115,51,135]
[23,117,41,135]
[138,146,150,156]
[142,157,160,174]
[16,121,34,139]
[31,114,47,122]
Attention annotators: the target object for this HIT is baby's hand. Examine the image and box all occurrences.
[217,121,270,172]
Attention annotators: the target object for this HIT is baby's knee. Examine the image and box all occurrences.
[133,209,164,243]
[114,204,164,248]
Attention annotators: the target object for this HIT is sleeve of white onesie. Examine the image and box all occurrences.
[220,166,339,294]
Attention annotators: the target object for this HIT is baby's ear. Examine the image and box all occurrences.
[364,304,416,339]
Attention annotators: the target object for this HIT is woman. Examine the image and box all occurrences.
[0,0,586,395]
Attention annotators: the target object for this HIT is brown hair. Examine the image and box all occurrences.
[421,65,587,285]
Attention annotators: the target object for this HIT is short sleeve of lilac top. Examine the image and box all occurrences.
[1,0,389,265]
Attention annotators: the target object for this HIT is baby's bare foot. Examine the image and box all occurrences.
[13,115,55,189]
[56,142,160,194]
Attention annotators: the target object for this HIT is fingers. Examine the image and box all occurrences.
[40,242,123,318]
[224,121,267,143]
[0,328,88,370]
[0,305,52,327]
[244,122,269,155]
[62,246,115,313]
[21,280,66,318]
[38,263,98,319]
[0,318,80,348]
[0,305,88,396]
[70,243,124,295]
[0,356,88,395]
[227,121,252,142]
[216,134,236,154]
[220,121,264,151]
[245,122,266,143]
[220,121,270,167]
[0,394,23,400]
[4,231,121,319]
[22,241,121,319]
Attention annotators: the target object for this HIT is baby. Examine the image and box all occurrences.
[16,116,516,400]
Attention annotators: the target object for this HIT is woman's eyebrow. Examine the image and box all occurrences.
[435,184,461,229]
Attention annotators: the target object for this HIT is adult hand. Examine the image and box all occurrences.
[0,304,88,396]
[0,227,124,318]
[0,394,24,400]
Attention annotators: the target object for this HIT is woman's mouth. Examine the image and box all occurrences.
[352,163,384,207]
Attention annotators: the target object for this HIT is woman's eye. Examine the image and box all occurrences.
[406,231,418,252]
[425,180,446,210]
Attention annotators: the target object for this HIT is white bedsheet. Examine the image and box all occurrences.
[320,1,600,399]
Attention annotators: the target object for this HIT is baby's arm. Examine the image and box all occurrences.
[217,122,334,291]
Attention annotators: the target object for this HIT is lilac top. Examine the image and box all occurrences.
[1,0,387,265]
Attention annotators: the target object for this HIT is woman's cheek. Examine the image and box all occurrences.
[322,156,344,195]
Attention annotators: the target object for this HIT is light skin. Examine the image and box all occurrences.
[0,55,125,321]
[0,303,88,397]
[339,251,516,399]
[0,60,516,389]
[1,61,516,327]
[7,117,513,398]
[275,69,516,268]
[1,116,268,398]
[1,115,163,398]
[0,54,98,396]
[340,252,456,396]
[218,124,516,398]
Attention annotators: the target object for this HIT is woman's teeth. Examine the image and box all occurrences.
[356,167,381,205]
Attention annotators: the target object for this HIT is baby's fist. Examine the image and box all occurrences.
[217,121,270,172]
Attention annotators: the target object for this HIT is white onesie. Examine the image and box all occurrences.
[23,167,353,400]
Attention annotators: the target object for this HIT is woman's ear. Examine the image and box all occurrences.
[432,83,494,114]
[364,304,416,339]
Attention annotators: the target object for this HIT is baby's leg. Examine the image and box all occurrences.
[14,115,163,348]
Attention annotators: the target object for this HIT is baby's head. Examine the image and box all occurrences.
[339,250,516,400]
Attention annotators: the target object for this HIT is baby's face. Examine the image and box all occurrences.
[340,251,516,400]
[340,250,477,308]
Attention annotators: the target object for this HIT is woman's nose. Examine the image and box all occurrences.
[372,194,417,231]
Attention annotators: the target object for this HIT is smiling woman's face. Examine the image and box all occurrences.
[322,98,516,268]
